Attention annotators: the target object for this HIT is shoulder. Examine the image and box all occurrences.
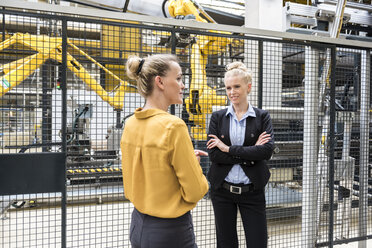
[160,114,187,130]
[123,114,136,128]
[253,107,270,117]
[165,116,190,142]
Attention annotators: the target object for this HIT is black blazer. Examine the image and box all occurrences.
[207,107,274,190]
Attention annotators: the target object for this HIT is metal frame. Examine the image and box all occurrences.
[285,2,372,40]
[358,49,371,248]
[1,0,372,49]
[302,46,320,248]
[0,3,371,248]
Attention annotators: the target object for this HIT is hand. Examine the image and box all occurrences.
[194,149,208,162]
[207,134,230,153]
[255,131,271,146]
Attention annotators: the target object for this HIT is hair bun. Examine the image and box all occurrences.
[126,55,142,81]
[226,61,248,72]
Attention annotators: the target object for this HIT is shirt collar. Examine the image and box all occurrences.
[134,107,169,119]
[226,103,256,119]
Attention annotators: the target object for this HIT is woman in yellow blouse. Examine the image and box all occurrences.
[121,54,209,248]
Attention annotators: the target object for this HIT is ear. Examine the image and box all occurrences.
[247,83,252,94]
[154,75,165,90]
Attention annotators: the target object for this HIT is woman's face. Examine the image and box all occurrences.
[162,61,184,105]
[224,75,251,106]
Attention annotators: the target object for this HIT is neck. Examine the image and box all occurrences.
[143,95,169,112]
[232,101,249,114]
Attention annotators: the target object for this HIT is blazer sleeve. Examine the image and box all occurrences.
[169,121,209,203]
[228,111,274,161]
[207,112,246,165]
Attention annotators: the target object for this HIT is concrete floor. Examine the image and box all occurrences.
[1,198,371,247]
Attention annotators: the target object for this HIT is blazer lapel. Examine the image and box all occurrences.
[244,117,251,145]
[244,108,258,145]
[221,112,232,146]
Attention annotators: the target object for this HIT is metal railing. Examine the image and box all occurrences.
[0,1,371,247]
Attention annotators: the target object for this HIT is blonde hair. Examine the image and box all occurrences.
[126,54,179,97]
[225,61,252,85]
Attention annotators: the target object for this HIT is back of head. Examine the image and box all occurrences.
[126,54,179,97]
[225,61,252,84]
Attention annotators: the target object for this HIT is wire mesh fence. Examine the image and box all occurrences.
[0,6,371,248]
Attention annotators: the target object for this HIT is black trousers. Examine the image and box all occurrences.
[210,186,268,248]
[130,208,197,248]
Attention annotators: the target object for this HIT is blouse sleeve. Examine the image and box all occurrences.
[169,121,209,203]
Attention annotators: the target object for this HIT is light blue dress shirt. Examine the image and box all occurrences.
[224,103,256,184]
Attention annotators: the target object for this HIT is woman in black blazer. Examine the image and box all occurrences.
[206,61,274,248]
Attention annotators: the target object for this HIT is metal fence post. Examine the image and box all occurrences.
[328,46,337,248]
[61,17,67,248]
[2,7,4,41]
[302,46,319,248]
[170,30,176,115]
[258,40,263,109]
[358,49,370,248]
[41,64,50,152]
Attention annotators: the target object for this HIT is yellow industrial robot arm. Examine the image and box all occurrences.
[166,0,228,140]
[0,33,132,110]
[167,0,214,23]
[184,34,228,140]
[1,53,48,96]
[61,41,133,110]
[51,50,127,110]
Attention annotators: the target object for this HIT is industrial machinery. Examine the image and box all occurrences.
[63,0,245,140]
[313,0,355,240]
[1,0,242,143]
[284,0,372,241]
[166,0,230,140]
[0,0,243,194]
[284,0,372,40]
[0,32,132,110]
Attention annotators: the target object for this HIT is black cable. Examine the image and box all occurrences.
[123,0,130,12]
[162,0,169,17]
[121,113,134,126]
